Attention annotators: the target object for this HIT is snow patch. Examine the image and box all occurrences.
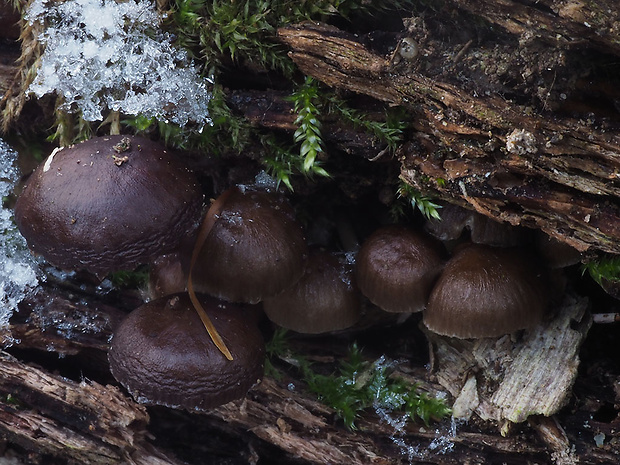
[26,0,212,127]
[1,140,39,346]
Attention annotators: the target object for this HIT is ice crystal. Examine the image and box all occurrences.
[26,0,212,127]
[1,140,39,345]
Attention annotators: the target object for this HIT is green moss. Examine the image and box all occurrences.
[395,181,442,221]
[170,0,414,77]
[266,333,451,430]
[583,255,620,285]
[107,268,149,290]
[263,77,406,190]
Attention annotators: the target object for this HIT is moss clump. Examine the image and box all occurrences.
[583,255,620,286]
[266,333,451,430]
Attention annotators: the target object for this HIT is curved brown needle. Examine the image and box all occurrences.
[187,189,236,361]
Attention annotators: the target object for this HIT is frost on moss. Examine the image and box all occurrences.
[25,0,212,127]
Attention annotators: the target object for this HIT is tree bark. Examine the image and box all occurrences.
[276,20,620,255]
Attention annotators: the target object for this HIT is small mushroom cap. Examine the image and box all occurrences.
[355,225,444,313]
[192,187,308,303]
[534,231,583,269]
[14,136,203,276]
[108,293,265,411]
[424,244,548,338]
[148,252,187,299]
[263,249,361,334]
[425,203,526,247]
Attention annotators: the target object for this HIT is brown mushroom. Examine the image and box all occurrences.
[534,231,583,269]
[425,203,526,248]
[355,225,444,313]
[423,244,548,338]
[108,293,264,411]
[263,249,361,333]
[148,252,187,299]
[14,135,203,276]
[191,186,308,304]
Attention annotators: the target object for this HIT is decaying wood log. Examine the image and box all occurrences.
[427,294,591,427]
[1,283,619,465]
[2,2,620,464]
[0,350,185,465]
[276,21,620,255]
[450,0,620,55]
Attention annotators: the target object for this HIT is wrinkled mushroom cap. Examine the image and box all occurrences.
[108,293,265,411]
[14,136,203,276]
[355,225,444,313]
[192,187,308,303]
[424,244,547,338]
[263,249,361,333]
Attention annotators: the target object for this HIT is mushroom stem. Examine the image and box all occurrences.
[187,190,236,361]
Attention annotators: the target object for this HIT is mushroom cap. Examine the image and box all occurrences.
[148,252,187,299]
[263,249,361,334]
[192,187,308,303]
[14,135,203,276]
[424,244,547,338]
[108,293,265,411]
[534,231,582,269]
[355,225,444,313]
[425,203,525,247]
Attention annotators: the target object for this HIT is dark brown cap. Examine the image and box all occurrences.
[534,231,583,269]
[14,136,203,276]
[424,244,548,338]
[355,225,444,313]
[108,293,265,411]
[263,249,361,333]
[192,186,308,303]
[425,203,526,247]
[148,252,187,299]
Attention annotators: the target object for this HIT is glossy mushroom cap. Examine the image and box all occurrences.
[14,136,203,276]
[192,186,308,303]
[263,249,361,334]
[355,225,444,313]
[108,293,265,411]
[424,244,548,338]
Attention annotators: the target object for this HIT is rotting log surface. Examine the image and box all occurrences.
[276,18,620,255]
[2,2,620,465]
[0,284,619,465]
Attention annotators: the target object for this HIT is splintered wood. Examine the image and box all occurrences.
[0,350,185,465]
[426,294,591,428]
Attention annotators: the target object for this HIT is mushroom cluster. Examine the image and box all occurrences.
[14,135,565,412]
[354,212,555,339]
